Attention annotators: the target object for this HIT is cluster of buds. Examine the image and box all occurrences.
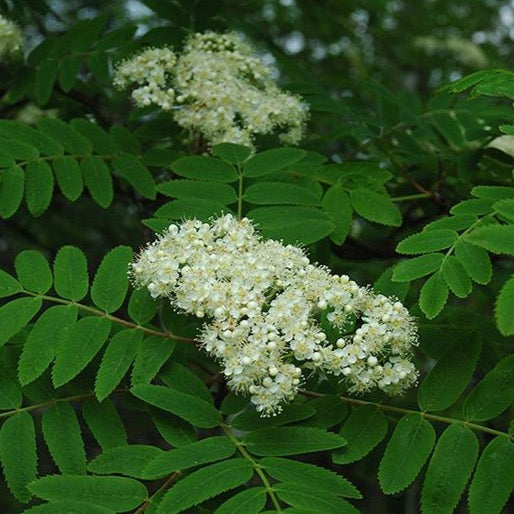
[131,215,418,416]
[0,15,22,60]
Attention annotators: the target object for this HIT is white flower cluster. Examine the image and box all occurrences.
[114,31,308,148]
[131,215,418,416]
[0,15,22,60]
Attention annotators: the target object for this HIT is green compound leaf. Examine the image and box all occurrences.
[171,155,238,183]
[261,457,361,498]
[82,399,127,451]
[333,405,388,464]
[213,487,266,514]
[247,206,335,245]
[378,414,435,494]
[23,501,115,513]
[419,272,449,319]
[143,437,236,479]
[28,475,147,511]
[42,402,86,475]
[91,246,133,313]
[441,255,472,298]
[454,241,492,285]
[131,336,176,386]
[0,269,22,298]
[421,424,478,514]
[0,412,37,502]
[52,317,111,387]
[418,337,482,412]
[112,152,156,199]
[396,229,458,255]
[18,305,78,385]
[212,142,251,164]
[88,445,164,479]
[244,181,321,206]
[52,156,84,202]
[465,224,514,255]
[15,250,53,294]
[0,165,24,218]
[156,459,253,514]
[468,436,514,514]
[128,288,158,325]
[81,156,113,208]
[53,246,89,301]
[245,427,346,456]
[95,329,141,401]
[0,297,42,348]
[25,160,54,217]
[463,354,514,421]
[157,179,237,205]
[321,186,352,245]
[243,147,306,177]
[495,273,514,336]
[131,384,221,428]
[350,189,402,226]
[392,253,445,282]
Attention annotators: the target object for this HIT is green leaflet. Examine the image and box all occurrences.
[0,412,37,502]
[112,152,156,199]
[160,362,212,403]
[466,224,514,255]
[454,240,492,285]
[28,475,147,511]
[417,336,482,412]
[25,160,54,216]
[424,214,477,231]
[37,118,93,154]
[53,246,89,301]
[392,253,445,282]
[52,317,111,387]
[468,436,514,514]
[471,185,514,201]
[261,457,361,498]
[0,363,22,410]
[23,501,115,513]
[0,269,22,298]
[0,165,24,218]
[171,155,238,183]
[421,424,478,514]
[71,119,119,155]
[131,384,221,428]
[88,445,164,478]
[58,55,81,92]
[143,436,236,479]
[52,156,84,201]
[91,246,133,313]
[128,288,158,325]
[495,273,514,336]
[35,60,58,105]
[243,148,306,177]
[0,120,63,156]
[298,395,348,428]
[15,250,53,294]
[245,426,346,456]
[81,156,113,208]
[419,272,449,319]
[131,336,176,386]
[82,399,127,451]
[463,354,514,421]
[441,255,472,298]
[374,265,410,302]
[18,304,78,385]
[349,188,402,226]
[211,142,251,164]
[0,297,42,348]
[213,487,266,514]
[396,229,458,255]
[156,459,253,514]
[95,329,141,401]
[42,402,86,474]
[378,414,435,494]
[493,198,514,222]
[321,186,352,244]
[333,405,388,464]
[150,409,197,447]
[244,181,321,206]
[157,179,237,205]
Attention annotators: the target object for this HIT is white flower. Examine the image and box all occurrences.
[0,15,22,59]
[131,214,418,415]
[113,31,309,149]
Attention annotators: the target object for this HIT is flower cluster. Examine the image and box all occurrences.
[114,31,308,149]
[0,15,22,60]
[131,215,418,415]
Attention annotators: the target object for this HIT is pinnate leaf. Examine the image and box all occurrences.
[378,414,435,494]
